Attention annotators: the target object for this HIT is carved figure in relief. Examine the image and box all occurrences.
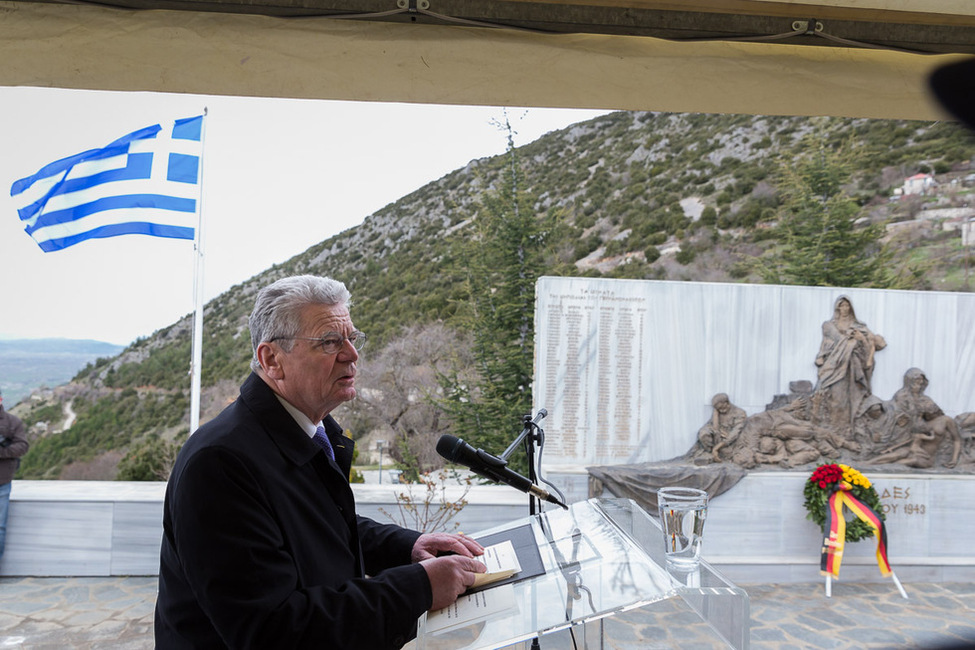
[753,437,821,468]
[696,393,747,463]
[813,296,886,436]
[956,412,975,462]
[874,368,962,468]
[853,396,907,457]
[734,397,859,468]
[725,421,844,469]
[869,416,962,469]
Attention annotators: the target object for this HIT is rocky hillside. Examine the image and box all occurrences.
[11,110,975,480]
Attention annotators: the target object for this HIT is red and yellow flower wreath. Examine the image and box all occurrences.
[803,463,885,543]
[804,462,893,578]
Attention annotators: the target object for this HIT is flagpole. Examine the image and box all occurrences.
[189,108,208,435]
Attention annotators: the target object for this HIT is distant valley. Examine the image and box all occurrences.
[0,338,124,405]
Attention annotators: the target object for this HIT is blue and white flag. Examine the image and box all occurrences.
[10,115,204,252]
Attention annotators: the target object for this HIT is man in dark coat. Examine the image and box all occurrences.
[155,275,485,649]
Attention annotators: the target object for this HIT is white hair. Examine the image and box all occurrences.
[248,275,351,372]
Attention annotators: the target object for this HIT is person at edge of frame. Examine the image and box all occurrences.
[0,387,29,562]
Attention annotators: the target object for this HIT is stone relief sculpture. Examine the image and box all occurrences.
[713,395,858,469]
[690,298,973,472]
[587,296,975,514]
[695,393,746,463]
[853,396,907,456]
[737,398,824,469]
[812,296,886,436]
[956,412,975,457]
[588,293,972,512]
[873,368,963,468]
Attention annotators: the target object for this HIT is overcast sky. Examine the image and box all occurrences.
[0,87,610,346]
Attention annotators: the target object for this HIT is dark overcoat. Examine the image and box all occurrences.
[155,372,429,649]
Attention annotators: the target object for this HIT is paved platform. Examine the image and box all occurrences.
[0,576,973,648]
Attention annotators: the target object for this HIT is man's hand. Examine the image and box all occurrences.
[419,555,487,612]
[411,532,484,563]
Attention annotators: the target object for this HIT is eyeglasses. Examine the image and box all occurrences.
[271,331,367,355]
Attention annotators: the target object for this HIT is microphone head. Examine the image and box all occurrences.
[436,434,462,461]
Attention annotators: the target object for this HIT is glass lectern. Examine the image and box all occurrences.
[417,498,749,649]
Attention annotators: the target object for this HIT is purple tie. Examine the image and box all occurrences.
[313,425,335,461]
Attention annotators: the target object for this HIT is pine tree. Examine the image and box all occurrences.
[764,134,893,288]
[438,113,548,472]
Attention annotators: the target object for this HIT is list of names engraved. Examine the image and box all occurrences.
[535,278,650,465]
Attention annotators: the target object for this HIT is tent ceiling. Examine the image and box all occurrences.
[11,0,975,53]
[1,0,971,121]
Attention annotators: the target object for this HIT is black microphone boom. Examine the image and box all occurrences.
[436,434,567,509]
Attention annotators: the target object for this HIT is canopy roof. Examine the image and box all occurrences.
[2,0,973,120]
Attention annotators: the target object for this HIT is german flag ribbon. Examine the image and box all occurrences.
[820,481,892,578]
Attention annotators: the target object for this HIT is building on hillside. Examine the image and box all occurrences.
[902,172,937,196]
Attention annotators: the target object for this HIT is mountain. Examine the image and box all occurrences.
[10,110,975,480]
[0,338,124,406]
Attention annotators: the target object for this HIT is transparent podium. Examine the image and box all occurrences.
[417,498,749,649]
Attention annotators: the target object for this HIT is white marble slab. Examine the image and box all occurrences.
[677,472,975,584]
[1,481,543,577]
[111,501,164,575]
[2,500,114,576]
[5,474,972,583]
[11,480,167,501]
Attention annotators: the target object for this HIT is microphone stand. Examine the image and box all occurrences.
[538,513,593,650]
[499,409,567,650]
[500,409,548,516]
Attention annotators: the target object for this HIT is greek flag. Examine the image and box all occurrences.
[10,115,204,252]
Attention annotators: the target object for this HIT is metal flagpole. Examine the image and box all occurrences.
[189,108,208,435]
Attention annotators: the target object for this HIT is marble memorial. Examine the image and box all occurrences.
[533,277,975,582]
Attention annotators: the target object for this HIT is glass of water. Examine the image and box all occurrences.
[657,487,708,570]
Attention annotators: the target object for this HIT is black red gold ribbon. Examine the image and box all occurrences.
[820,481,891,578]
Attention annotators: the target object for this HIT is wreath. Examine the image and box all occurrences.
[803,462,885,543]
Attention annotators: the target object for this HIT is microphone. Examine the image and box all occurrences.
[437,434,568,509]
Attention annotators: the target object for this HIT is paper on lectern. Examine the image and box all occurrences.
[425,584,518,634]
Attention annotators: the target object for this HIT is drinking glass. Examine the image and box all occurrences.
[657,486,708,569]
